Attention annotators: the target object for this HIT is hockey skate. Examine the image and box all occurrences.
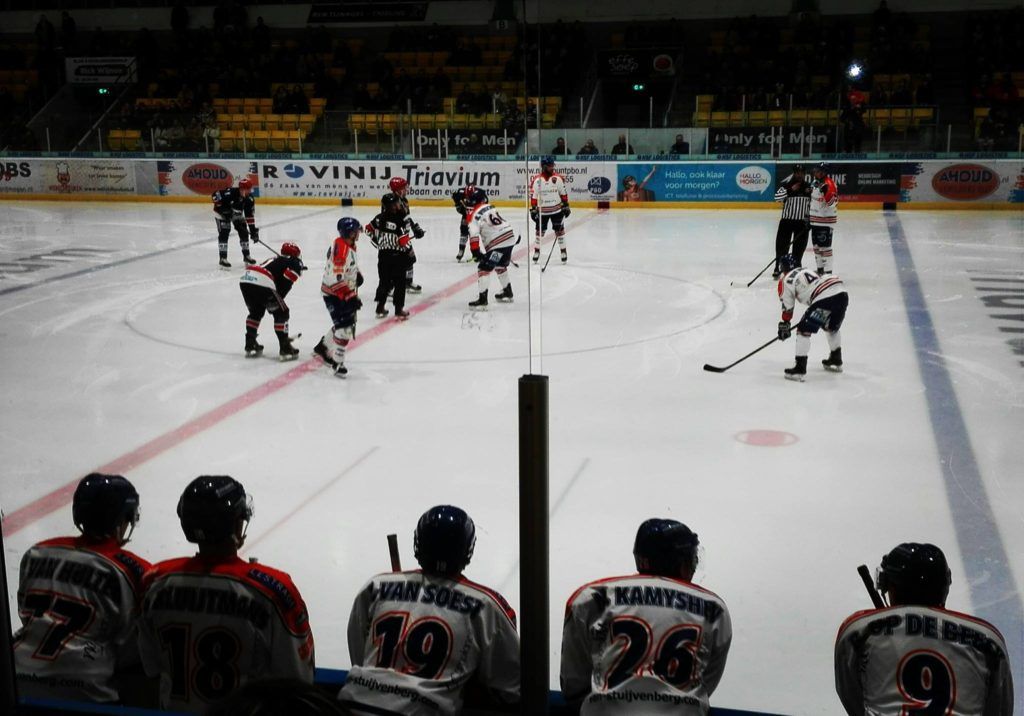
[406,280,422,294]
[532,247,540,263]
[244,337,263,358]
[456,248,465,262]
[469,290,488,309]
[560,247,568,263]
[822,348,843,373]
[313,338,337,367]
[219,258,232,270]
[784,356,808,382]
[333,363,348,378]
[395,308,410,321]
[278,337,300,362]
[495,286,513,303]
[375,303,389,319]
[243,256,257,266]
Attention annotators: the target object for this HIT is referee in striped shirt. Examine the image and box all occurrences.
[773,164,811,278]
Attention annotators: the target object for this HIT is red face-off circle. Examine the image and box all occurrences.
[734,430,799,447]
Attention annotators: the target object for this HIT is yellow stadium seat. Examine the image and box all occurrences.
[451,113,469,128]
[710,111,730,128]
[216,113,232,128]
[380,114,397,134]
[107,130,124,151]
[229,114,246,131]
[748,110,767,125]
[807,110,828,126]
[349,113,366,132]
[227,99,244,113]
[433,114,450,130]
[912,107,934,125]
[413,114,434,130]
[485,115,501,129]
[363,115,380,135]
[269,130,288,152]
[250,130,270,152]
[298,114,315,133]
[262,114,281,131]
[212,98,228,111]
[728,111,745,126]
[768,110,786,126]
[789,109,808,124]
[693,111,710,128]
[443,98,456,114]
[280,114,299,129]
[287,130,302,152]
[258,98,273,112]
[247,114,265,132]
[220,130,239,152]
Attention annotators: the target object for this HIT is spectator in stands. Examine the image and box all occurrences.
[253,17,270,52]
[915,75,934,105]
[35,15,56,50]
[576,138,600,155]
[890,81,912,105]
[290,84,310,113]
[456,87,475,114]
[352,84,371,111]
[551,137,572,156]
[977,113,997,151]
[60,11,77,51]
[171,0,189,34]
[873,0,891,30]
[273,85,291,114]
[610,134,634,155]
[669,133,690,155]
[842,105,866,152]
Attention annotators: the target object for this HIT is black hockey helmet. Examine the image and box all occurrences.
[381,192,403,213]
[73,473,140,542]
[812,161,828,177]
[778,254,798,274]
[634,518,699,577]
[792,164,805,174]
[414,505,476,576]
[876,542,951,607]
[177,475,253,545]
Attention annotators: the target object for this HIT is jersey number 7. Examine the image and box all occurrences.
[17,590,96,660]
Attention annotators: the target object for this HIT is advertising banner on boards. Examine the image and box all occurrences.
[616,162,775,202]
[777,162,901,202]
[142,160,260,197]
[901,161,1023,203]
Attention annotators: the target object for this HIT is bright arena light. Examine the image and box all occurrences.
[846,62,864,79]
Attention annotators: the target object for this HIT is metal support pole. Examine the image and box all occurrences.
[876,124,881,154]
[354,129,359,155]
[503,128,508,156]
[298,129,302,154]
[579,96,583,128]
[444,128,449,159]
[0,519,18,713]
[1018,125,1022,157]
[242,128,248,155]
[649,96,653,128]
[151,127,156,153]
[97,127,103,152]
[204,131,210,154]
[518,374,549,716]
[437,128,441,159]
[45,126,51,152]
[625,128,630,156]
[946,124,952,153]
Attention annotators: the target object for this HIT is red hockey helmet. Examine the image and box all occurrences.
[238,177,253,192]
[389,176,408,193]
[280,242,301,258]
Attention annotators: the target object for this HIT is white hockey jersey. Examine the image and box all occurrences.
[13,536,151,703]
[322,236,359,300]
[138,554,315,712]
[530,172,568,215]
[810,175,838,225]
[561,574,732,715]
[835,605,1013,716]
[778,268,845,322]
[466,203,516,253]
[340,569,520,716]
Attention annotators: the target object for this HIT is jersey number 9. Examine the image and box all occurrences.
[372,613,454,680]
[897,650,956,715]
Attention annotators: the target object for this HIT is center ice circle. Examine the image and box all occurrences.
[125,265,727,362]
[734,430,799,447]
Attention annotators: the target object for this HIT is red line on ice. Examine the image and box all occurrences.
[1,213,598,538]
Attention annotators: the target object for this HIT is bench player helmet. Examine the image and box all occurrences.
[414,505,476,576]
[238,177,253,192]
[337,216,361,241]
[777,254,798,274]
[73,473,140,543]
[876,542,951,607]
[540,155,555,171]
[280,242,301,258]
[389,176,408,194]
[634,518,699,577]
[177,475,253,545]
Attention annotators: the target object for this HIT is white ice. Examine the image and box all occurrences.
[1,201,1022,714]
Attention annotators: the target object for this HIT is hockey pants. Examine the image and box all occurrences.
[811,225,834,274]
[775,219,809,270]
[240,283,290,348]
[217,215,253,260]
[795,292,848,357]
[375,250,412,311]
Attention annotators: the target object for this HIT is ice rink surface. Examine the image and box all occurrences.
[1,200,1022,714]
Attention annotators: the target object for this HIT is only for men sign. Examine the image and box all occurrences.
[65,57,137,85]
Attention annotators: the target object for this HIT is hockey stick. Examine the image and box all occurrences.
[540,232,559,273]
[702,337,779,373]
[731,257,776,288]
[858,564,885,609]
[387,534,402,572]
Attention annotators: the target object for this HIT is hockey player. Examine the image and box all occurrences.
[238,241,305,360]
[530,156,571,264]
[366,193,415,320]
[14,474,150,704]
[339,505,520,715]
[465,188,516,309]
[809,162,838,275]
[772,164,811,278]
[138,475,315,712]
[561,518,732,715]
[453,184,487,262]
[835,543,1014,715]
[386,176,426,292]
[776,253,848,381]
[314,217,363,378]
[213,177,259,269]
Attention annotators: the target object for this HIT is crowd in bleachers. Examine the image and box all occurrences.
[965,7,1024,150]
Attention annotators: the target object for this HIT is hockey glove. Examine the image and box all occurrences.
[356,271,364,287]
[250,226,260,242]
[348,297,363,311]
[412,224,425,239]
[777,321,792,341]
[471,248,483,261]
[562,203,571,217]
[529,206,539,223]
